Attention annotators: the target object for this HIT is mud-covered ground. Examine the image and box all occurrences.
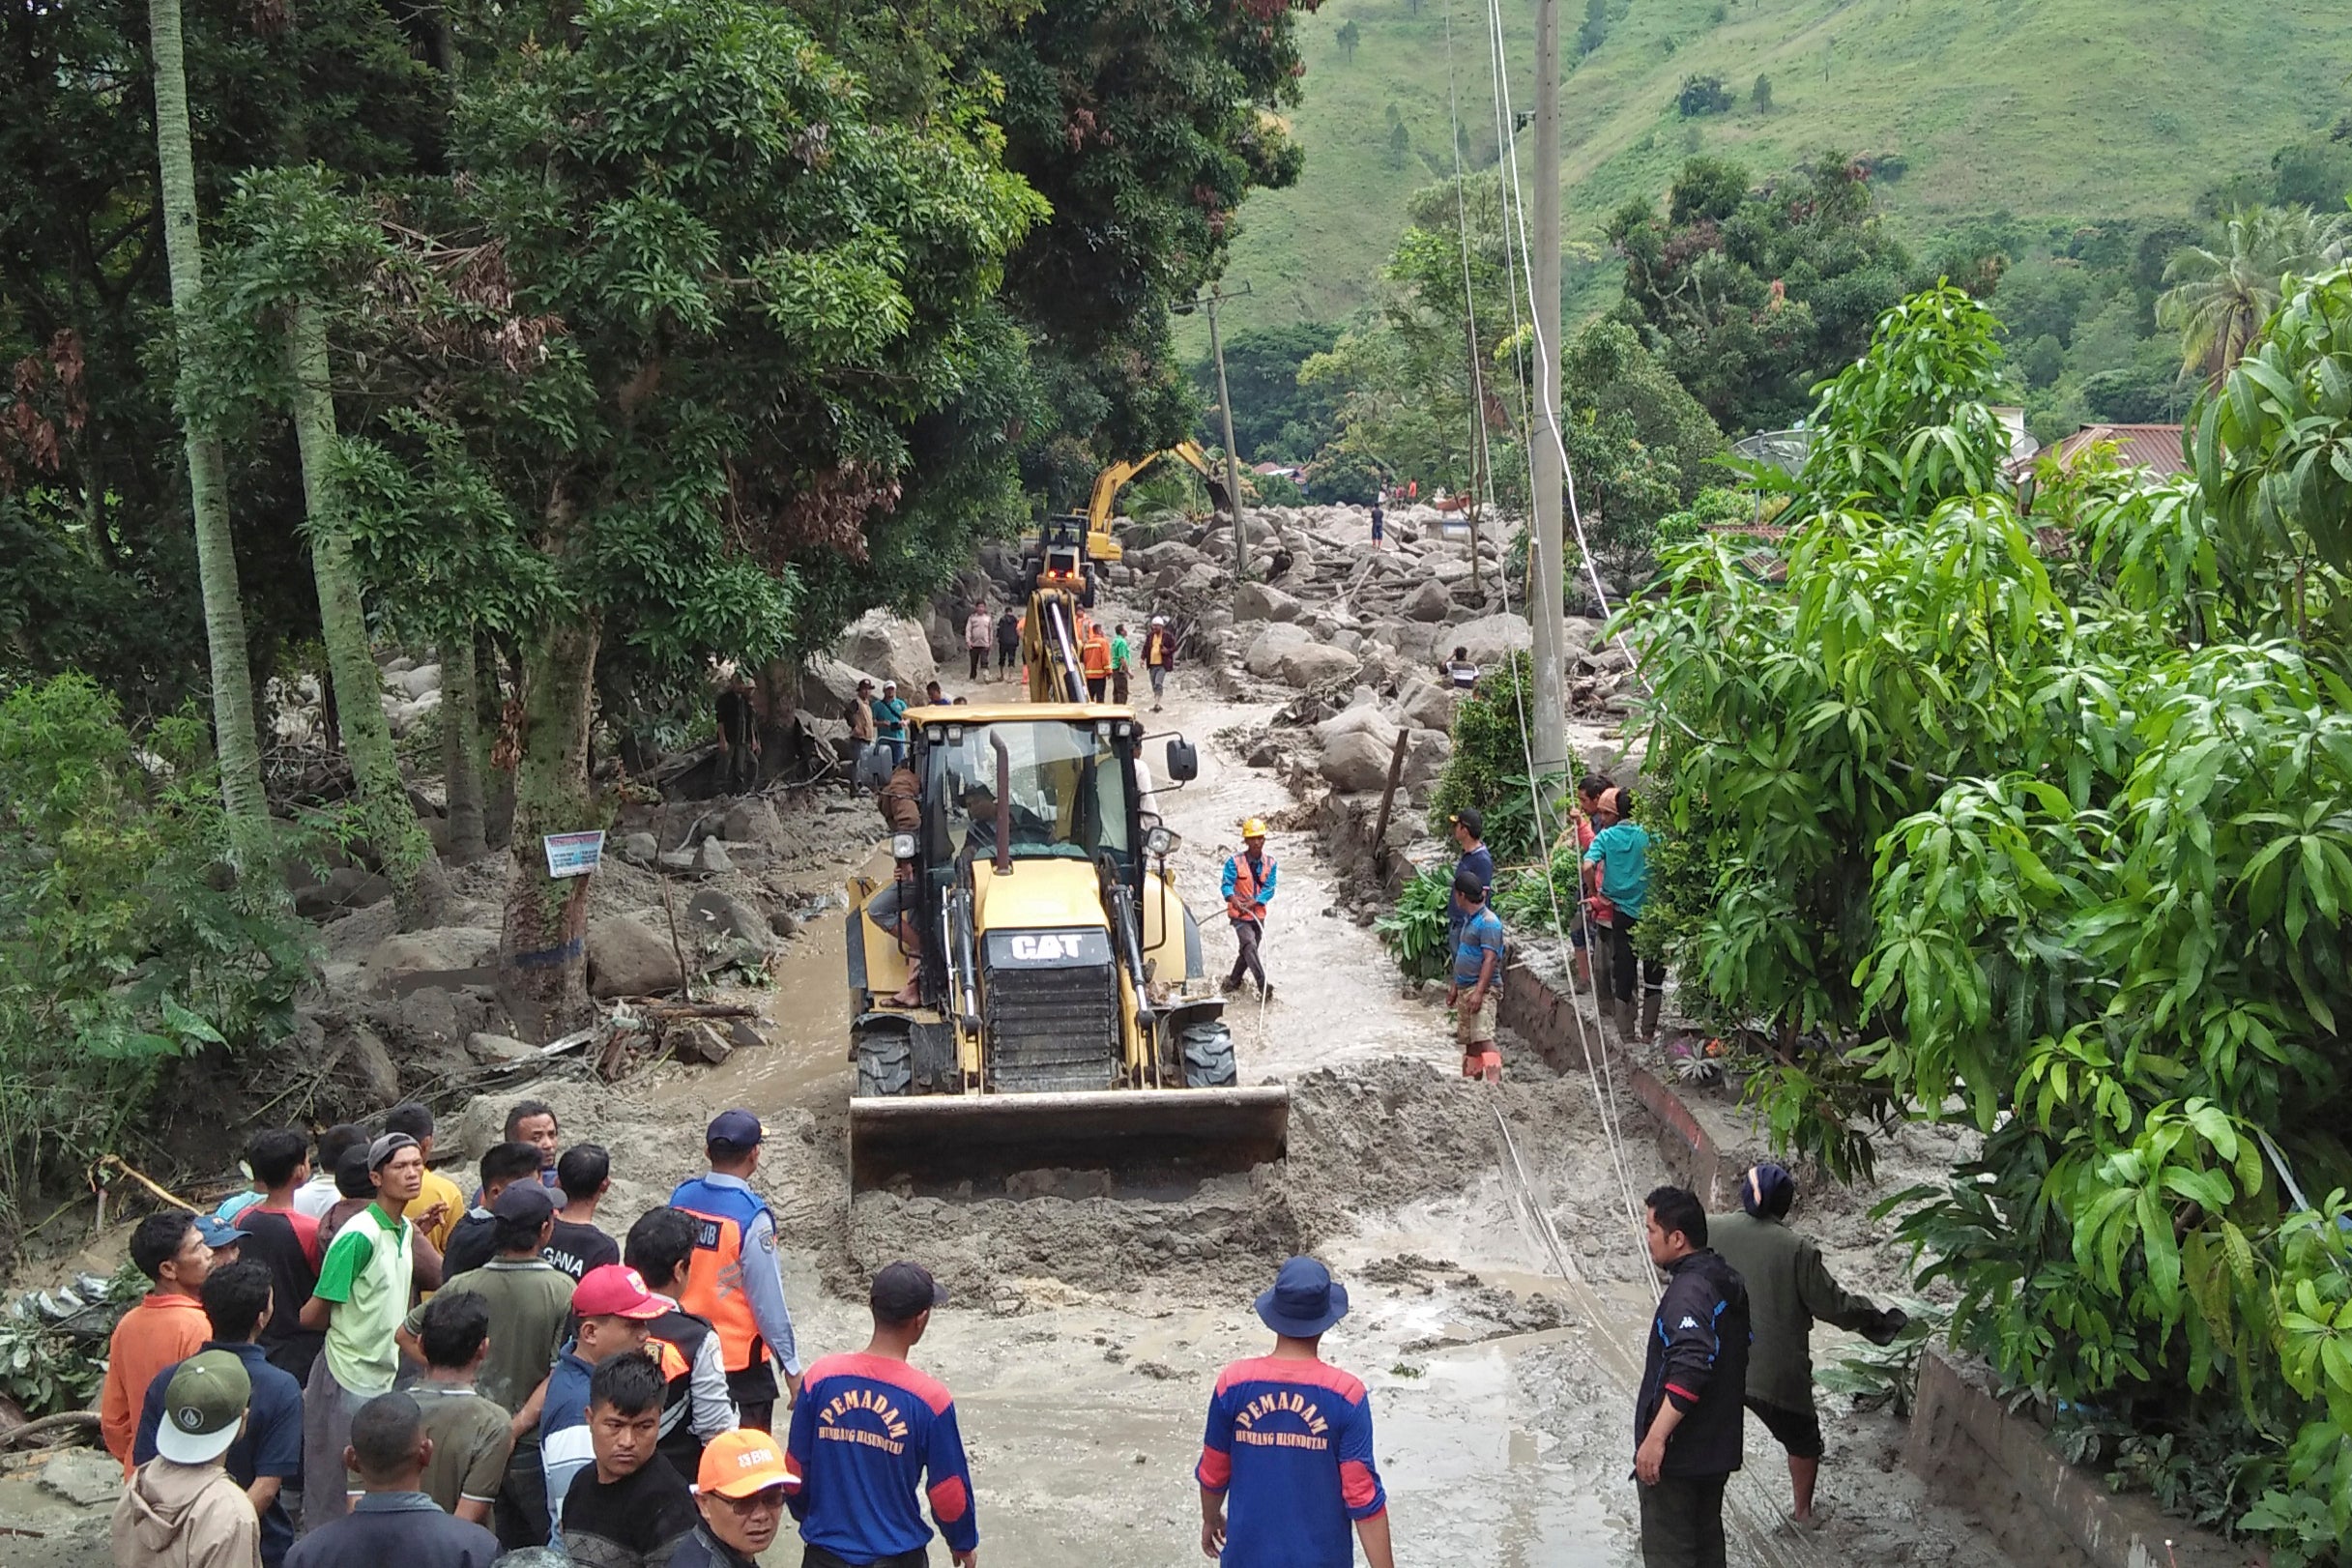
[6,627,2005,1567]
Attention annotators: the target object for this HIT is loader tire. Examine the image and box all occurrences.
[855,1030,914,1098]
[1179,1020,1237,1089]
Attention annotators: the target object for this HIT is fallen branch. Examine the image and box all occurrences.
[0,1410,100,1452]
[91,1154,200,1214]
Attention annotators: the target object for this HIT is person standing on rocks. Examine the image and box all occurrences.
[994,608,1020,681]
[964,601,993,682]
[286,1393,502,1568]
[1369,494,1385,549]
[671,1112,804,1433]
[872,682,910,766]
[112,1350,262,1568]
[1708,1164,1908,1528]
[847,680,879,762]
[1583,789,1663,1042]
[1197,1256,1393,1568]
[1634,1186,1750,1568]
[1220,821,1278,1001]
[102,1211,218,1471]
[715,670,760,794]
[1081,620,1113,702]
[1143,617,1177,711]
[1447,869,1506,1084]
[782,1262,978,1568]
[297,1134,444,1526]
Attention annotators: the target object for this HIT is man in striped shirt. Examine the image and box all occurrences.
[783,1263,976,1568]
[1197,1257,1393,1568]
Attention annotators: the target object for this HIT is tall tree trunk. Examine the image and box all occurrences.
[287,301,438,915]
[149,0,267,832]
[482,632,518,849]
[440,637,488,862]
[498,617,599,1039]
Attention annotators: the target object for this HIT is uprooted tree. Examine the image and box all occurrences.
[1624,276,2352,1560]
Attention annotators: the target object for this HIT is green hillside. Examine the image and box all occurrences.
[1204,0,2351,339]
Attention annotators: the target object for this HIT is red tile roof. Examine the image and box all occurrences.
[2049,423,2189,478]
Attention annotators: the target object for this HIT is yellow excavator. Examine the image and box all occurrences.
[842,508,1288,1189]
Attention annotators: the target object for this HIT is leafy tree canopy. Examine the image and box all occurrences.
[1608,153,1918,433]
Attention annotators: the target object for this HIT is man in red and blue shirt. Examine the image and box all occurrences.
[783,1262,977,1568]
[1196,1257,1394,1568]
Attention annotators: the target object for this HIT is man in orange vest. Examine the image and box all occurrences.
[1220,820,1279,1001]
[1081,623,1113,702]
[668,1112,802,1434]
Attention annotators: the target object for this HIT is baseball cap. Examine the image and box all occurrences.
[192,1215,248,1250]
[572,1263,668,1321]
[155,1350,251,1465]
[870,1261,947,1324]
[366,1132,419,1171]
[707,1110,764,1147]
[491,1182,556,1223]
[696,1429,795,1498]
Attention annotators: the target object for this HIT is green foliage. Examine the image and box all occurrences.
[0,1306,114,1417]
[1751,74,1772,113]
[1192,323,1345,463]
[0,674,306,1240]
[1610,154,1918,431]
[1627,271,2352,1553]
[1427,653,1572,863]
[2159,207,2348,382]
[1652,486,1757,548]
[1815,1301,1942,1418]
[1374,866,1454,983]
[1675,75,1733,118]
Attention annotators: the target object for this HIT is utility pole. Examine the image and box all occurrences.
[1197,284,1254,583]
[1526,0,1570,786]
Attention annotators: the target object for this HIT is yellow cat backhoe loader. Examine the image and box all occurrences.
[843,513,1286,1189]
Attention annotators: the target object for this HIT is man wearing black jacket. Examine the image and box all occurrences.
[1634,1185,1751,1568]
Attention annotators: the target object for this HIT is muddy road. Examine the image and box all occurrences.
[8,635,2001,1568]
[619,639,2003,1568]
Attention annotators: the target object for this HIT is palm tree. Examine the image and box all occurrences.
[2159,205,2352,384]
[148,0,268,834]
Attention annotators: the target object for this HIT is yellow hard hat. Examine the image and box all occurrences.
[1241,818,1268,838]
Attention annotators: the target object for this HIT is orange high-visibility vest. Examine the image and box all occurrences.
[1226,852,1275,924]
[1082,634,1113,678]
[667,1176,769,1374]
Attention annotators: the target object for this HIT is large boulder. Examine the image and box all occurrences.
[1397,677,1462,733]
[1320,729,1403,793]
[686,889,777,955]
[1234,581,1303,624]
[1242,624,1315,678]
[836,610,936,692]
[798,653,872,715]
[724,798,786,848]
[385,662,443,701]
[1278,644,1362,688]
[1402,579,1453,621]
[1313,699,1401,752]
[1403,728,1454,791]
[588,915,684,1000]
[362,926,499,991]
[1453,612,1534,668]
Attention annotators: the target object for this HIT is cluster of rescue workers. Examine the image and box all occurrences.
[96,1088,1909,1568]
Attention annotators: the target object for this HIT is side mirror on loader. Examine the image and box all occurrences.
[1165,738,1200,783]
[853,745,893,792]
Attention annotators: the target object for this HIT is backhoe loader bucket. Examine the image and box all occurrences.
[850,1085,1291,1191]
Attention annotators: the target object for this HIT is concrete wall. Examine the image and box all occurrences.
[1493,958,2251,1568]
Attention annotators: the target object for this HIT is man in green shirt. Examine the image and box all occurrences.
[398,1181,575,1550]
[298,1133,441,1524]
[1708,1164,1908,1526]
[408,1292,515,1525]
[1110,623,1134,705]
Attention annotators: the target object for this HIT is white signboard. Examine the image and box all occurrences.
[542,830,605,879]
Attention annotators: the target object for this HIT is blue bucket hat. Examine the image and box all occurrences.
[192,1215,249,1250]
[1255,1256,1350,1337]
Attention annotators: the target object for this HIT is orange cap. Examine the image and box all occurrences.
[697,1429,794,1497]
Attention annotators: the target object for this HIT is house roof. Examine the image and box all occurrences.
[2048,423,2189,478]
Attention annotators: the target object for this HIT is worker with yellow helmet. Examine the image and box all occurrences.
[1220,819,1279,1000]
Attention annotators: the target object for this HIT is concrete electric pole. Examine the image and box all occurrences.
[1197,284,1254,584]
[1526,0,1570,786]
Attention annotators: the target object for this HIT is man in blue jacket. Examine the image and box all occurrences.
[1634,1185,1751,1568]
[783,1262,977,1568]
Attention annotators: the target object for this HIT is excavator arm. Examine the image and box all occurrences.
[1086,442,1233,539]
